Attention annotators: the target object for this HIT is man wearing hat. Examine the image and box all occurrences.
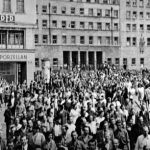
[114,120,130,150]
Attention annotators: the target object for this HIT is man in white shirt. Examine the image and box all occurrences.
[135,126,150,150]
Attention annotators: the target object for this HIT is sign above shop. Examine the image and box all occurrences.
[0,14,15,23]
[0,54,27,61]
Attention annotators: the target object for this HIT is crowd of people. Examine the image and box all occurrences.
[0,64,150,150]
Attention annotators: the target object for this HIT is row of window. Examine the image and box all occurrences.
[39,5,119,18]
[35,34,119,45]
[39,20,119,31]
[3,0,24,13]
[126,0,150,7]
[70,0,119,4]
[126,24,150,32]
[126,11,150,19]
[107,58,144,65]
[0,31,24,49]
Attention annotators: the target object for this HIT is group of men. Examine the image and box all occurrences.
[0,65,150,150]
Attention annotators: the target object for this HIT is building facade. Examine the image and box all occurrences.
[0,0,36,85]
[120,0,150,69]
[34,0,120,71]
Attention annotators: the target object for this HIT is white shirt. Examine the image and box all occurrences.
[135,135,150,150]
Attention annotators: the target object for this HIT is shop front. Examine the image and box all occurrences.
[0,52,35,85]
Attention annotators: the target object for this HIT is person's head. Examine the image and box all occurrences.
[143,126,149,137]
[88,138,96,150]
[28,120,33,128]
[62,125,68,134]
[83,126,90,135]
[103,121,109,131]
[22,119,27,128]
[104,132,110,142]
[116,120,122,130]
[71,131,78,141]
[110,117,116,125]
[21,135,28,146]
[113,138,119,149]
[139,116,144,124]
[46,131,53,141]
[15,117,20,125]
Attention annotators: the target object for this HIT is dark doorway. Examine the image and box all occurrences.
[80,51,86,69]
[72,51,78,68]
[97,51,103,69]
[18,62,26,84]
[88,52,94,69]
[63,51,70,68]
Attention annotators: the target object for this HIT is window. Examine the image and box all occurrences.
[0,31,6,46]
[36,19,38,27]
[126,37,131,46]
[71,7,75,14]
[126,11,131,19]
[97,36,102,45]
[8,31,24,48]
[123,58,127,65]
[97,9,102,17]
[140,58,144,65]
[61,7,66,14]
[114,23,118,30]
[147,0,150,7]
[71,36,76,44]
[52,20,57,28]
[16,0,24,13]
[3,0,11,12]
[89,22,93,29]
[70,21,75,28]
[132,11,137,19]
[52,6,57,14]
[80,22,85,29]
[42,20,47,28]
[42,35,48,44]
[132,37,136,46]
[97,22,102,30]
[35,58,40,68]
[80,36,85,44]
[139,12,144,19]
[89,36,93,44]
[88,8,93,16]
[105,37,110,45]
[53,58,58,66]
[132,24,137,31]
[42,5,47,13]
[126,24,131,31]
[62,35,67,44]
[36,5,38,14]
[147,25,150,31]
[107,58,112,65]
[52,35,57,44]
[115,58,120,65]
[147,38,150,46]
[62,21,66,28]
[132,58,136,65]
[103,0,108,4]
[34,34,39,44]
[147,12,150,19]
[139,0,144,7]
[114,37,119,45]
[112,0,119,4]
[80,8,84,15]
[86,0,91,2]
[105,23,110,30]
[105,9,110,17]
[126,0,131,6]
[132,0,137,6]
[140,24,144,31]
[114,10,118,18]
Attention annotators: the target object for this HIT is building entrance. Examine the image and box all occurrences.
[0,62,26,84]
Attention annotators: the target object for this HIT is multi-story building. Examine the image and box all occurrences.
[34,0,120,71]
[0,0,36,84]
[120,0,150,69]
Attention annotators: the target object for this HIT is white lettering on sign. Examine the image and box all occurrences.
[0,54,27,61]
[0,15,15,23]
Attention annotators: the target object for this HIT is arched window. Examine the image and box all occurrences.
[3,0,11,12]
[17,0,24,13]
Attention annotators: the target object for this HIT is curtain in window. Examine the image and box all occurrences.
[17,0,24,13]
[3,0,11,12]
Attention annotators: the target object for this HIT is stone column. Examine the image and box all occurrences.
[86,51,89,69]
[94,51,97,70]
[78,51,80,67]
[69,51,72,70]
[42,58,50,83]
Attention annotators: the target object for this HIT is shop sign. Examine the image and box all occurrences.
[0,14,15,23]
[0,54,27,61]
